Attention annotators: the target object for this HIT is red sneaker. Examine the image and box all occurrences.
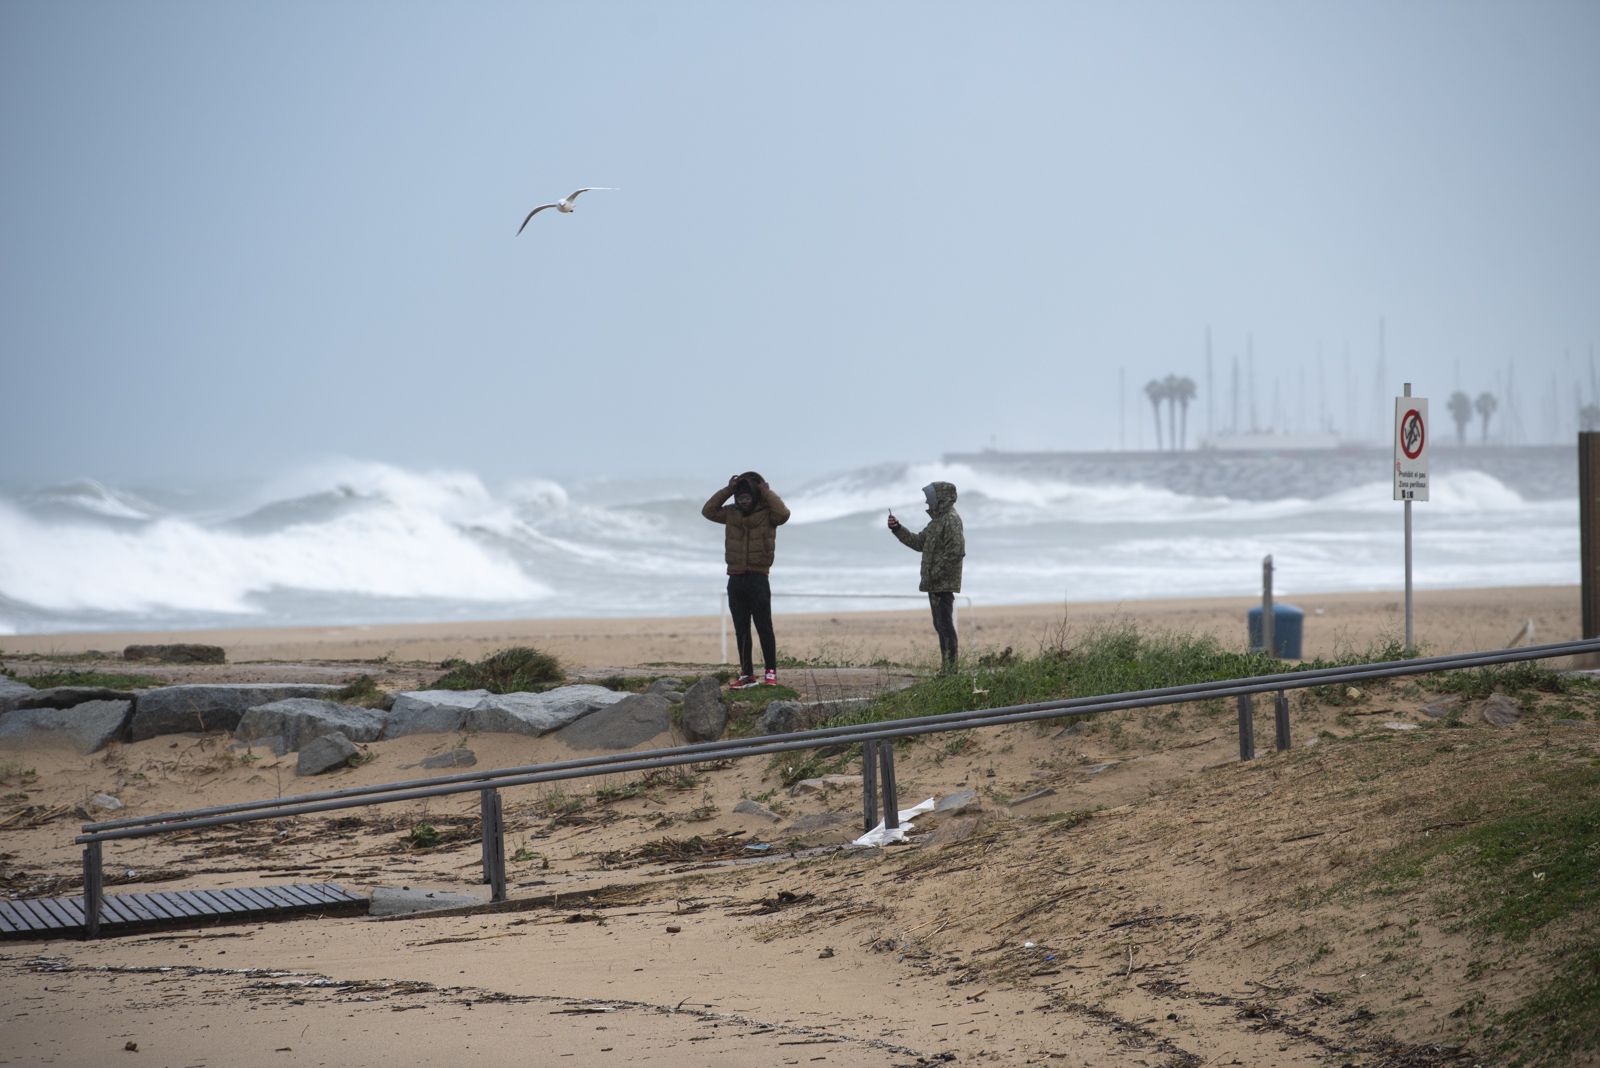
[729,675,757,690]
[762,669,778,686]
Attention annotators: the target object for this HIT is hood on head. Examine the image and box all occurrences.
[923,481,957,515]
[734,470,766,513]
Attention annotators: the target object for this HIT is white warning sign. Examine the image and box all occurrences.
[1393,396,1429,501]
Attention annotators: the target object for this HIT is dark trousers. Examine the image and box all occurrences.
[929,592,958,668]
[728,573,777,676]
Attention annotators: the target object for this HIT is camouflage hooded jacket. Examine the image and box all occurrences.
[892,481,965,592]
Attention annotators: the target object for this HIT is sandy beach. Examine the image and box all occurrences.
[0,585,1580,671]
[3,584,1596,1066]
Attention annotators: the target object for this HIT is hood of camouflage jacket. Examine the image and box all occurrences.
[923,481,958,518]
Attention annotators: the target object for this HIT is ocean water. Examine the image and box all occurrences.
[0,448,1578,636]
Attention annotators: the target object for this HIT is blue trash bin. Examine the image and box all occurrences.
[1248,603,1304,659]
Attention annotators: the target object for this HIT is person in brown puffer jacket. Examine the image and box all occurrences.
[702,471,791,688]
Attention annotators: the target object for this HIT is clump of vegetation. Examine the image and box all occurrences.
[0,761,38,786]
[769,746,854,787]
[431,646,563,693]
[1422,661,1596,700]
[724,683,800,711]
[591,674,652,693]
[406,823,442,849]
[593,768,702,805]
[841,623,1281,729]
[0,669,163,690]
[336,674,388,708]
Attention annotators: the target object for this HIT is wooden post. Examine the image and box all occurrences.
[1237,694,1255,761]
[82,842,104,939]
[861,739,880,833]
[481,788,506,902]
[879,743,900,830]
[1274,692,1291,751]
[1581,433,1600,641]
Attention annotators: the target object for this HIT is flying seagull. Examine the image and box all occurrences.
[517,187,616,235]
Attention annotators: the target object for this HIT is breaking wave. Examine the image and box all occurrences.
[0,454,1576,633]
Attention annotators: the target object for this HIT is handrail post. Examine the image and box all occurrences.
[1274,692,1291,751]
[879,742,899,831]
[81,841,103,939]
[861,739,880,833]
[481,788,506,902]
[1237,694,1255,761]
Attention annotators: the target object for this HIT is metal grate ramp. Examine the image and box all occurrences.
[0,883,366,940]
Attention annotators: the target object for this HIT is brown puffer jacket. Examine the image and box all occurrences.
[702,474,791,574]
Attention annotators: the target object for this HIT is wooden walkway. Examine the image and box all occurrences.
[0,883,366,940]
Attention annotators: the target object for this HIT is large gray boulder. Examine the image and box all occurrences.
[381,689,491,738]
[296,731,359,775]
[128,684,343,741]
[463,685,630,736]
[679,677,728,743]
[236,698,386,756]
[0,677,40,715]
[0,700,133,754]
[554,692,673,750]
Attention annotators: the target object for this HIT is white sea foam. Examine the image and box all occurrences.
[27,478,155,520]
[0,454,1578,633]
[0,496,546,616]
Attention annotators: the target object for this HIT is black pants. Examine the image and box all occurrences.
[929,592,958,668]
[728,573,777,676]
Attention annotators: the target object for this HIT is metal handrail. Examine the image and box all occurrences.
[68,635,1600,936]
[79,636,1600,843]
[83,635,1600,835]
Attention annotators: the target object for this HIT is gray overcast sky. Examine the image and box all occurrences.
[2,0,1597,486]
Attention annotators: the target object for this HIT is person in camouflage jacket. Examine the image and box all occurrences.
[887,481,965,670]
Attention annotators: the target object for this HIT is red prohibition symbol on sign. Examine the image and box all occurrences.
[1400,408,1425,460]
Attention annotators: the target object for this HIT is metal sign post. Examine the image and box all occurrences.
[1261,554,1275,657]
[1393,384,1429,652]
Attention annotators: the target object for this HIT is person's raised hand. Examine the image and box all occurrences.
[887,514,900,531]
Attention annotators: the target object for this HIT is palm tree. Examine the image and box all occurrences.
[1475,391,1498,444]
[1143,378,1166,451]
[1447,391,1473,445]
[1173,376,1198,450]
[1161,374,1182,451]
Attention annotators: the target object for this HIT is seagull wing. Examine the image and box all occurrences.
[517,204,559,234]
[563,186,616,204]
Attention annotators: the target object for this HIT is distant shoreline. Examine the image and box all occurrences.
[945,441,1573,461]
[1,584,1579,670]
